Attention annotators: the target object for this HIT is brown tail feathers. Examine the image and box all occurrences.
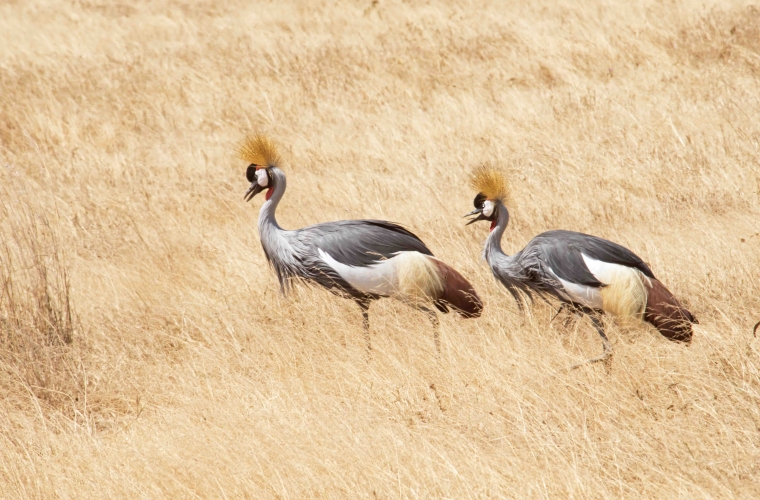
[430,259,483,318]
[644,278,696,343]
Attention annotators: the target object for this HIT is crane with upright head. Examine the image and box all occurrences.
[241,135,482,352]
[464,165,696,367]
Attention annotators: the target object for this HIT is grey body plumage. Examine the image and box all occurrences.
[484,204,655,309]
[258,169,432,300]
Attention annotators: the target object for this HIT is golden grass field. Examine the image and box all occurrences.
[1,0,760,497]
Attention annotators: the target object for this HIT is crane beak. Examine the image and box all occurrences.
[244,182,264,202]
[464,208,486,225]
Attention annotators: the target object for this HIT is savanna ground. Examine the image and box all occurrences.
[1,0,759,497]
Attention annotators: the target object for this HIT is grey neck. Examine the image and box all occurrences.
[258,167,287,233]
[484,203,510,263]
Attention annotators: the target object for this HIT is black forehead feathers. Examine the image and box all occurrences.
[473,193,486,209]
[246,165,257,182]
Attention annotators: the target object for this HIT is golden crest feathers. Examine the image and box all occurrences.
[237,134,282,168]
[469,164,509,201]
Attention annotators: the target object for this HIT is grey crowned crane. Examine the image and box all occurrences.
[240,135,482,352]
[464,165,696,367]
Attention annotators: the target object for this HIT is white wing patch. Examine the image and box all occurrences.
[555,276,604,309]
[583,255,648,317]
[554,255,648,317]
[317,249,400,296]
[582,255,624,285]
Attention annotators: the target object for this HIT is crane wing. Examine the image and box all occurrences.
[533,230,655,288]
[297,220,434,267]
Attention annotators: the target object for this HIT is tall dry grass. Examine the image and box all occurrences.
[0,175,77,411]
[1,0,759,497]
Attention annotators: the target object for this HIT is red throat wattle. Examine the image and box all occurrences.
[265,187,274,201]
[490,219,497,232]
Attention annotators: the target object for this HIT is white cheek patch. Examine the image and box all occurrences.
[482,200,495,217]
[255,169,269,187]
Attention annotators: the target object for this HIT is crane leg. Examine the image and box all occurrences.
[552,303,582,328]
[550,303,568,323]
[568,315,613,370]
[415,306,441,353]
[357,300,371,352]
[429,310,441,354]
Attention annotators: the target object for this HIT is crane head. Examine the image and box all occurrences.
[465,164,509,230]
[238,134,281,202]
[244,164,274,202]
[464,193,497,228]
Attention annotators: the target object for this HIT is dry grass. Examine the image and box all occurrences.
[1,0,759,497]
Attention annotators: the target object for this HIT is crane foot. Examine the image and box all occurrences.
[551,316,614,376]
[567,346,613,371]
[567,336,613,371]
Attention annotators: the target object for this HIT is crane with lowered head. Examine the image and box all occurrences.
[464,164,696,368]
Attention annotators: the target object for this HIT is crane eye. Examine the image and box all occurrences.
[246,165,257,182]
